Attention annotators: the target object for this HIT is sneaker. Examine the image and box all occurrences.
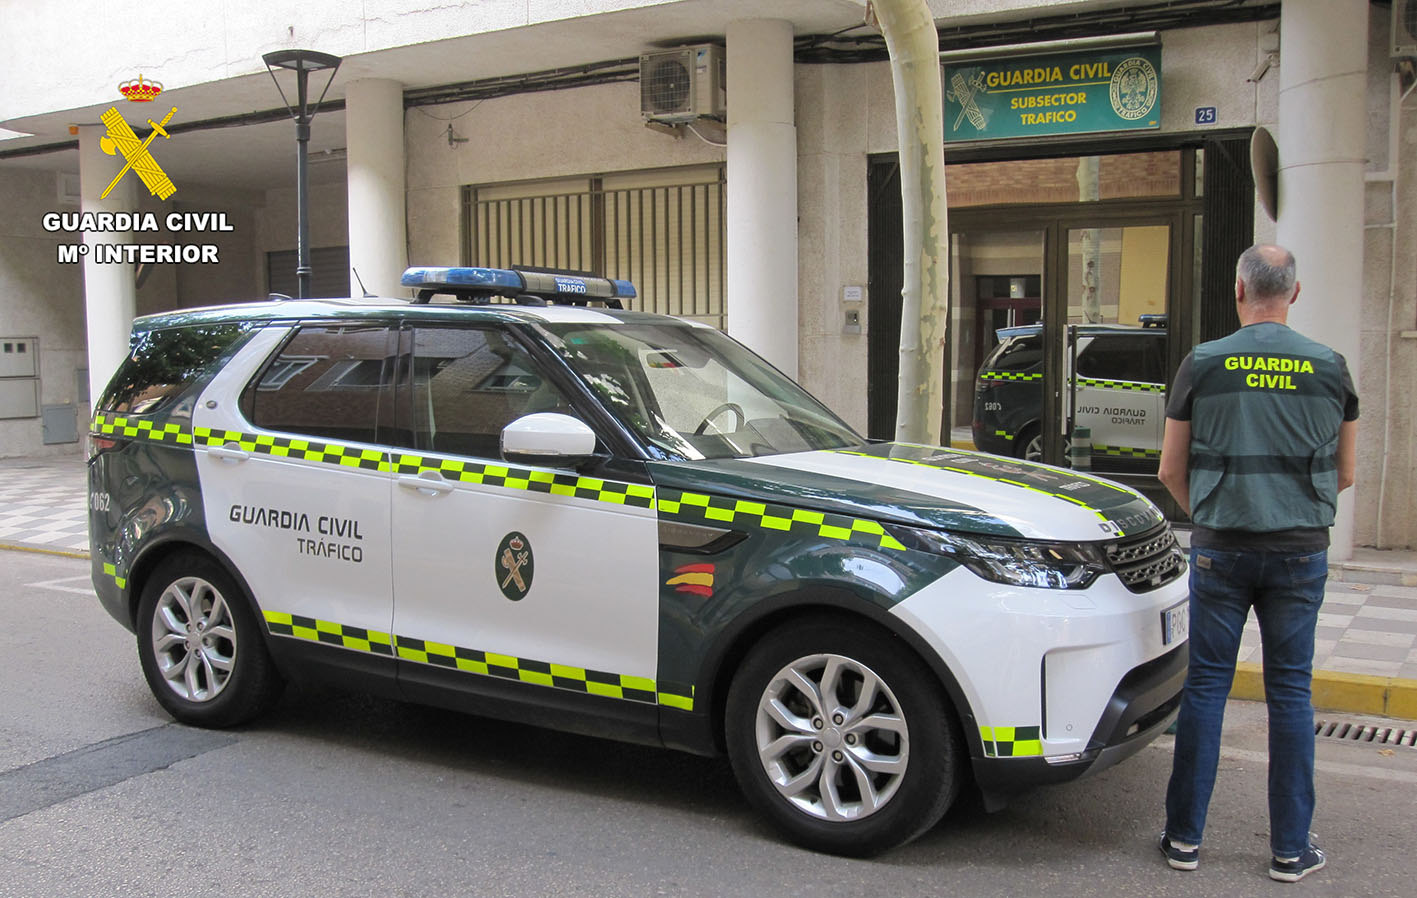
[1159,833,1199,871]
[1270,845,1326,882]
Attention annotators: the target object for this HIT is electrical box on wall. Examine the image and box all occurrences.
[0,338,37,377]
[0,337,40,419]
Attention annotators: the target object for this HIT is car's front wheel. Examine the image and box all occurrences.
[136,552,283,727]
[725,618,963,856]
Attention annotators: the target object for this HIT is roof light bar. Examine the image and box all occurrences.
[401,266,636,307]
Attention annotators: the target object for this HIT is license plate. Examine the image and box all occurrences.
[1162,600,1189,645]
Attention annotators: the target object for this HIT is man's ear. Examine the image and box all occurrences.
[1289,281,1301,305]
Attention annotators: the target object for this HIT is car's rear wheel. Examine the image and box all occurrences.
[136,552,283,727]
[1016,423,1043,461]
[725,618,962,856]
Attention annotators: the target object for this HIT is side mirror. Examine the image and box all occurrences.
[501,413,597,467]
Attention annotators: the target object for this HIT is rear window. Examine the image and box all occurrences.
[242,324,396,445]
[98,323,254,415]
[985,334,1042,373]
[1076,334,1164,384]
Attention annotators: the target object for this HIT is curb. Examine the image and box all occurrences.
[0,541,89,560]
[1232,662,1417,720]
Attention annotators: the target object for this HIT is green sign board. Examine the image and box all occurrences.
[943,46,1162,142]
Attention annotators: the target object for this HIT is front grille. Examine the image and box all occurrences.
[1104,525,1186,593]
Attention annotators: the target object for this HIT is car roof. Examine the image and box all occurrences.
[131,296,707,333]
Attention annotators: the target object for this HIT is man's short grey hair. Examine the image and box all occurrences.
[1236,244,1296,300]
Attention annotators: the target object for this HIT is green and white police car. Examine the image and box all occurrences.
[89,266,1188,856]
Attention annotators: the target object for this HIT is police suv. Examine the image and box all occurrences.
[973,317,1169,467]
[89,267,1188,856]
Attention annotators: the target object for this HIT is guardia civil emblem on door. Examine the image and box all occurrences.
[496,531,534,600]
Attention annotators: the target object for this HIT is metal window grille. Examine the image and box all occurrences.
[463,166,726,328]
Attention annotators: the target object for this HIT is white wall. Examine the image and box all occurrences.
[404,80,725,271]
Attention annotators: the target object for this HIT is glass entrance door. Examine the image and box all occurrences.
[1056,223,1172,476]
[954,229,1048,460]
[955,216,1178,506]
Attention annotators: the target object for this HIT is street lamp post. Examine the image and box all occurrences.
[262,49,341,299]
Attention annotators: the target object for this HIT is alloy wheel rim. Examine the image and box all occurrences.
[151,576,237,702]
[753,653,909,822]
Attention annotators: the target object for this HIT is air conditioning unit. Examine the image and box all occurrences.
[640,45,725,123]
[1394,0,1417,58]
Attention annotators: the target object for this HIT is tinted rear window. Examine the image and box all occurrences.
[1077,334,1164,383]
[242,324,395,444]
[98,323,254,415]
[985,334,1042,373]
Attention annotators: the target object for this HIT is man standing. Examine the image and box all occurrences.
[1157,244,1358,883]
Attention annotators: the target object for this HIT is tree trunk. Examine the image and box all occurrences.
[872,0,949,445]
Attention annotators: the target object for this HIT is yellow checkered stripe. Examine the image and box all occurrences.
[1077,378,1164,393]
[192,427,386,470]
[655,490,905,552]
[263,611,395,655]
[992,429,1016,440]
[980,371,1042,382]
[1093,444,1161,459]
[92,416,654,509]
[93,414,193,446]
[101,561,127,589]
[94,414,384,470]
[386,454,656,508]
[980,725,1043,758]
[262,610,694,710]
[834,448,1135,536]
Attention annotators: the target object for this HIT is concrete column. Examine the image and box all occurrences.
[1274,0,1368,559]
[345,78,408,297]
[726,19,797,376]
[78,125,137,406]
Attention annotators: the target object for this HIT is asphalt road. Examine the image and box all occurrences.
[2,549,1415,898]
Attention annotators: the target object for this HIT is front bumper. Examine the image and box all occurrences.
[971,641,1186,805]
[890,561,1189,802]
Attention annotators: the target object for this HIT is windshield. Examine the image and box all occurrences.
[542,322,863,460]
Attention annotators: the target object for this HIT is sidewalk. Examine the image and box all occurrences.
[3,451,1415,718]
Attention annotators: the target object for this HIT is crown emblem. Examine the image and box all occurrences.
[119,75,163,102]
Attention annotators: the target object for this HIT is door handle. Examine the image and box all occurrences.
[208,443,249,463]
[398,471,455,495]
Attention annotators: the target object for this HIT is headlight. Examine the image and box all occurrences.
[892,526,1106,590]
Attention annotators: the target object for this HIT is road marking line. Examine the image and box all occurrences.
[25,575,95,595]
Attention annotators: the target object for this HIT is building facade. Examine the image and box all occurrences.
[0,0,1413,554]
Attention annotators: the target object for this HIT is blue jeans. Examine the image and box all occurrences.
[1164,546,1328,858]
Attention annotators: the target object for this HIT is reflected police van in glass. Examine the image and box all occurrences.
[973,316,1169,469]
[89,267,1187,856]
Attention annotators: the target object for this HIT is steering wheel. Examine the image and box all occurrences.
[693,402,746,436]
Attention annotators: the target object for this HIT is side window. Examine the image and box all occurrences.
[98,323,254,416]
[242,324,395,444]
[989,334,1042,373]
[411,326,574,459]
[1076,335,1157,384]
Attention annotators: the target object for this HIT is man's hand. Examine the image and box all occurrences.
[1337,418,1357,493]
[1158,417,1191,516]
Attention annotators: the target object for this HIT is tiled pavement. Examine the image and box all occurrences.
[3,451,1416,707]
[0,455,90,553]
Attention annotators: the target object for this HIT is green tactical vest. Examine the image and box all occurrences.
[1187,322,1348,532]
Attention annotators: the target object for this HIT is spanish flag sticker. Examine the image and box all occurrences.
[667,563,714,597]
